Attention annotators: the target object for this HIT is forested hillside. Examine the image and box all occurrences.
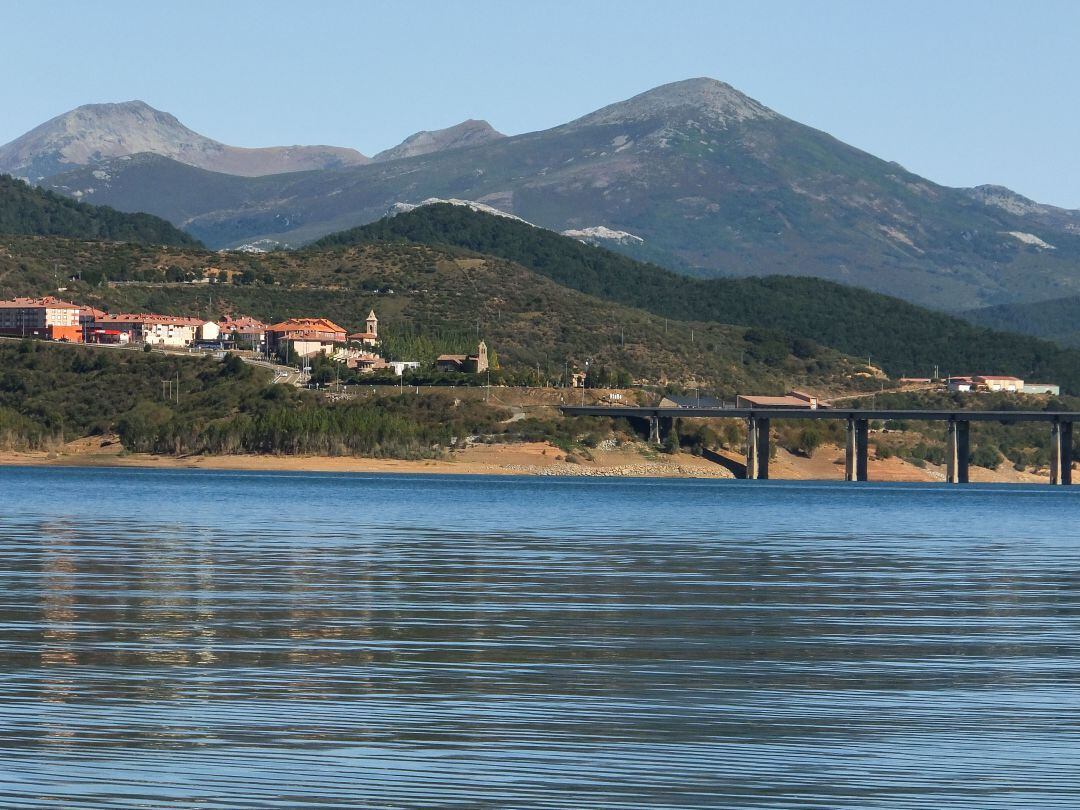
[0,235,868,394]
[0,174,201,246]
[313,204,1080,391]
[0,339,521,457]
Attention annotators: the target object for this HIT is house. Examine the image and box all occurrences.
[436,340,489,373]
[94,314,204,347]
[331,346,389,373]
[0,297,84,342]
[267,318,347,359]
[347,310,380,347]
[219,316,267,351]
[736,390,823,409]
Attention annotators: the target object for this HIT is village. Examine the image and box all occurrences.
[0,295,1063,402]
[0,295,497,381]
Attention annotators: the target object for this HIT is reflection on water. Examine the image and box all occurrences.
[1,467,1079,808]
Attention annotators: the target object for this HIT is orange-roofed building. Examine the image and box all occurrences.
[94,313,204,347]
[347,310,380,347]
[0,297,84,342]
[267,317,347,359]
[219,315,268,351]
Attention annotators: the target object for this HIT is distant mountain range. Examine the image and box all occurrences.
[0,101,369,179]
[963,294,1080,348]
[6,80,1080,312]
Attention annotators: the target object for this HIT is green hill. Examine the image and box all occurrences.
[0,234,869,395]
[0,174,201,247]
[311,203,1080,391]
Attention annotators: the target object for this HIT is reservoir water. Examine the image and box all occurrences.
[1,466,1078,808]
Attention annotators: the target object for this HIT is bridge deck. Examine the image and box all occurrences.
[560,406,1080,423]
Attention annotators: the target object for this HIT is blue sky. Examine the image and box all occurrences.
[5,0,1079,206]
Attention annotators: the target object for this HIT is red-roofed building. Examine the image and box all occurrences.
[94,313,205,347]
[347,310,380,347]
[267,318,347,359]
[0,297,84,342]
[219,315,268,351]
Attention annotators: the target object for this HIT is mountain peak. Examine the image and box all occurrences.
[567,77,777,129]
[373,119,505,162]
[0,100,369,180]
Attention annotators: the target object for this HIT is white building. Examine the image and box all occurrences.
[1023,383,1060,395]
[95,314,203,347]
[973,375,1024,393]
[387,361,420,376]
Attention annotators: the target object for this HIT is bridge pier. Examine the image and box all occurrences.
[648,415,660,445]
[746,416,770,480]
[1050,421,1073,485]
[561,406,1080,487]
[946,419,970,484]
[845,417,869,481]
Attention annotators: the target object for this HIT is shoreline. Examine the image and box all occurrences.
[0,437,1054,483]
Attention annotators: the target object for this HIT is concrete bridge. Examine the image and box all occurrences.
[560,406,1077,485]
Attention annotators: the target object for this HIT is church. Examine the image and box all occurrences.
[347,310,380,347]
[436,340,489,374]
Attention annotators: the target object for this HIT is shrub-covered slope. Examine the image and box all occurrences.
[0,174,200,246]
[310,204,1080,391]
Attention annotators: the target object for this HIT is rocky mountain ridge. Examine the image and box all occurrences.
[0,101,370,179]
[372,120,504,162]
[16,79,1080,311]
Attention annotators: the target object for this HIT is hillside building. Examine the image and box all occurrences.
[94,313,204,347]
[1023,383,1060,395]
[218,316,268,351]
[948,375,1031,393]
[267,317,347,359]
[974,375,1024,392]
[436,340,489,373]
[0,297,84,342]
[347,310,380,347]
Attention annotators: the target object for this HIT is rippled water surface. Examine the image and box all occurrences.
[1,466,1079,808]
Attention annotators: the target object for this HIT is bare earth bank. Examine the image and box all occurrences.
[0,436,1050,483]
